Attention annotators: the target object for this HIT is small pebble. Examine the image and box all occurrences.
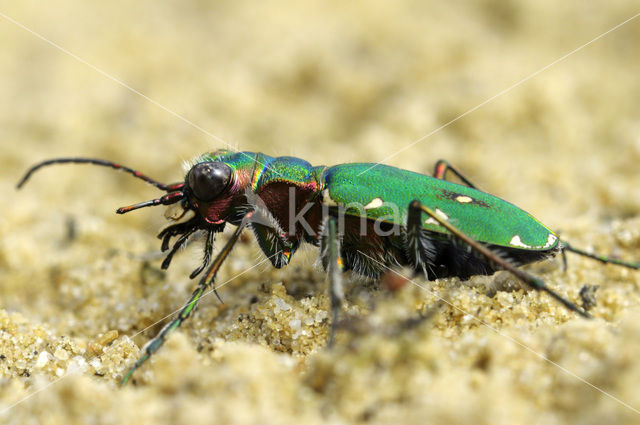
[35,351,51,368]
[54,348,69,361]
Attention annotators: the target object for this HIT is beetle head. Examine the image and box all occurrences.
[182,159,247,225]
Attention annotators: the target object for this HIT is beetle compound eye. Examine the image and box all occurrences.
[188,162,232,201]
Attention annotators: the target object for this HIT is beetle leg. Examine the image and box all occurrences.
[432,159,480,189]
[405,199,436,276]
[160,228,196,270]
[158,217,201,251]
[250,222,298,268]
[121,210,255,385]
[189,230,215,279]
[562,242,640,270]
[408,200,590,318]
[321,216,344,347]
[561,247,568,272]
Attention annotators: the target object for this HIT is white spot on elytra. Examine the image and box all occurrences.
[364,197,383,209]
[455,195,473,203]
[435,208,449,220]
[542,233,558,249]
[511,233,558,250]
[509,235,532,249]
[424,208,449,226]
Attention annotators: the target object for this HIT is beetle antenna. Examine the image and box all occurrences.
[117,191,185,214]
[17,157,183,192]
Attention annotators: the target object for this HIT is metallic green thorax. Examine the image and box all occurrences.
[194,150,321,193]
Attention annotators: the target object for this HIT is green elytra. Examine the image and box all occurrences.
[17,150,639,384]
[322,163,556,250]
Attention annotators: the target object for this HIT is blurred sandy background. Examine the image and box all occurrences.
[1,1,640,424]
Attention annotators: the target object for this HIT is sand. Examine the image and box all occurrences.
[1,1,640,424]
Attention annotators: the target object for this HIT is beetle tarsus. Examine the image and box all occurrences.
[563,242,640,270]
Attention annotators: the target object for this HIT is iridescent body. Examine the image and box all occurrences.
[193,150,558,279]
[17,150,639,384]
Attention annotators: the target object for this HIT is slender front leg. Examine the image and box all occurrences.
[432,159,479,189]
[121,211,254,385]
[251,222,298,269]
[160,228,196,270]
[408,200,589,318]
[321,216,344,347]
[189,230,216,279]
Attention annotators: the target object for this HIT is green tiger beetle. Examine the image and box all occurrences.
[17,149,640,384]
